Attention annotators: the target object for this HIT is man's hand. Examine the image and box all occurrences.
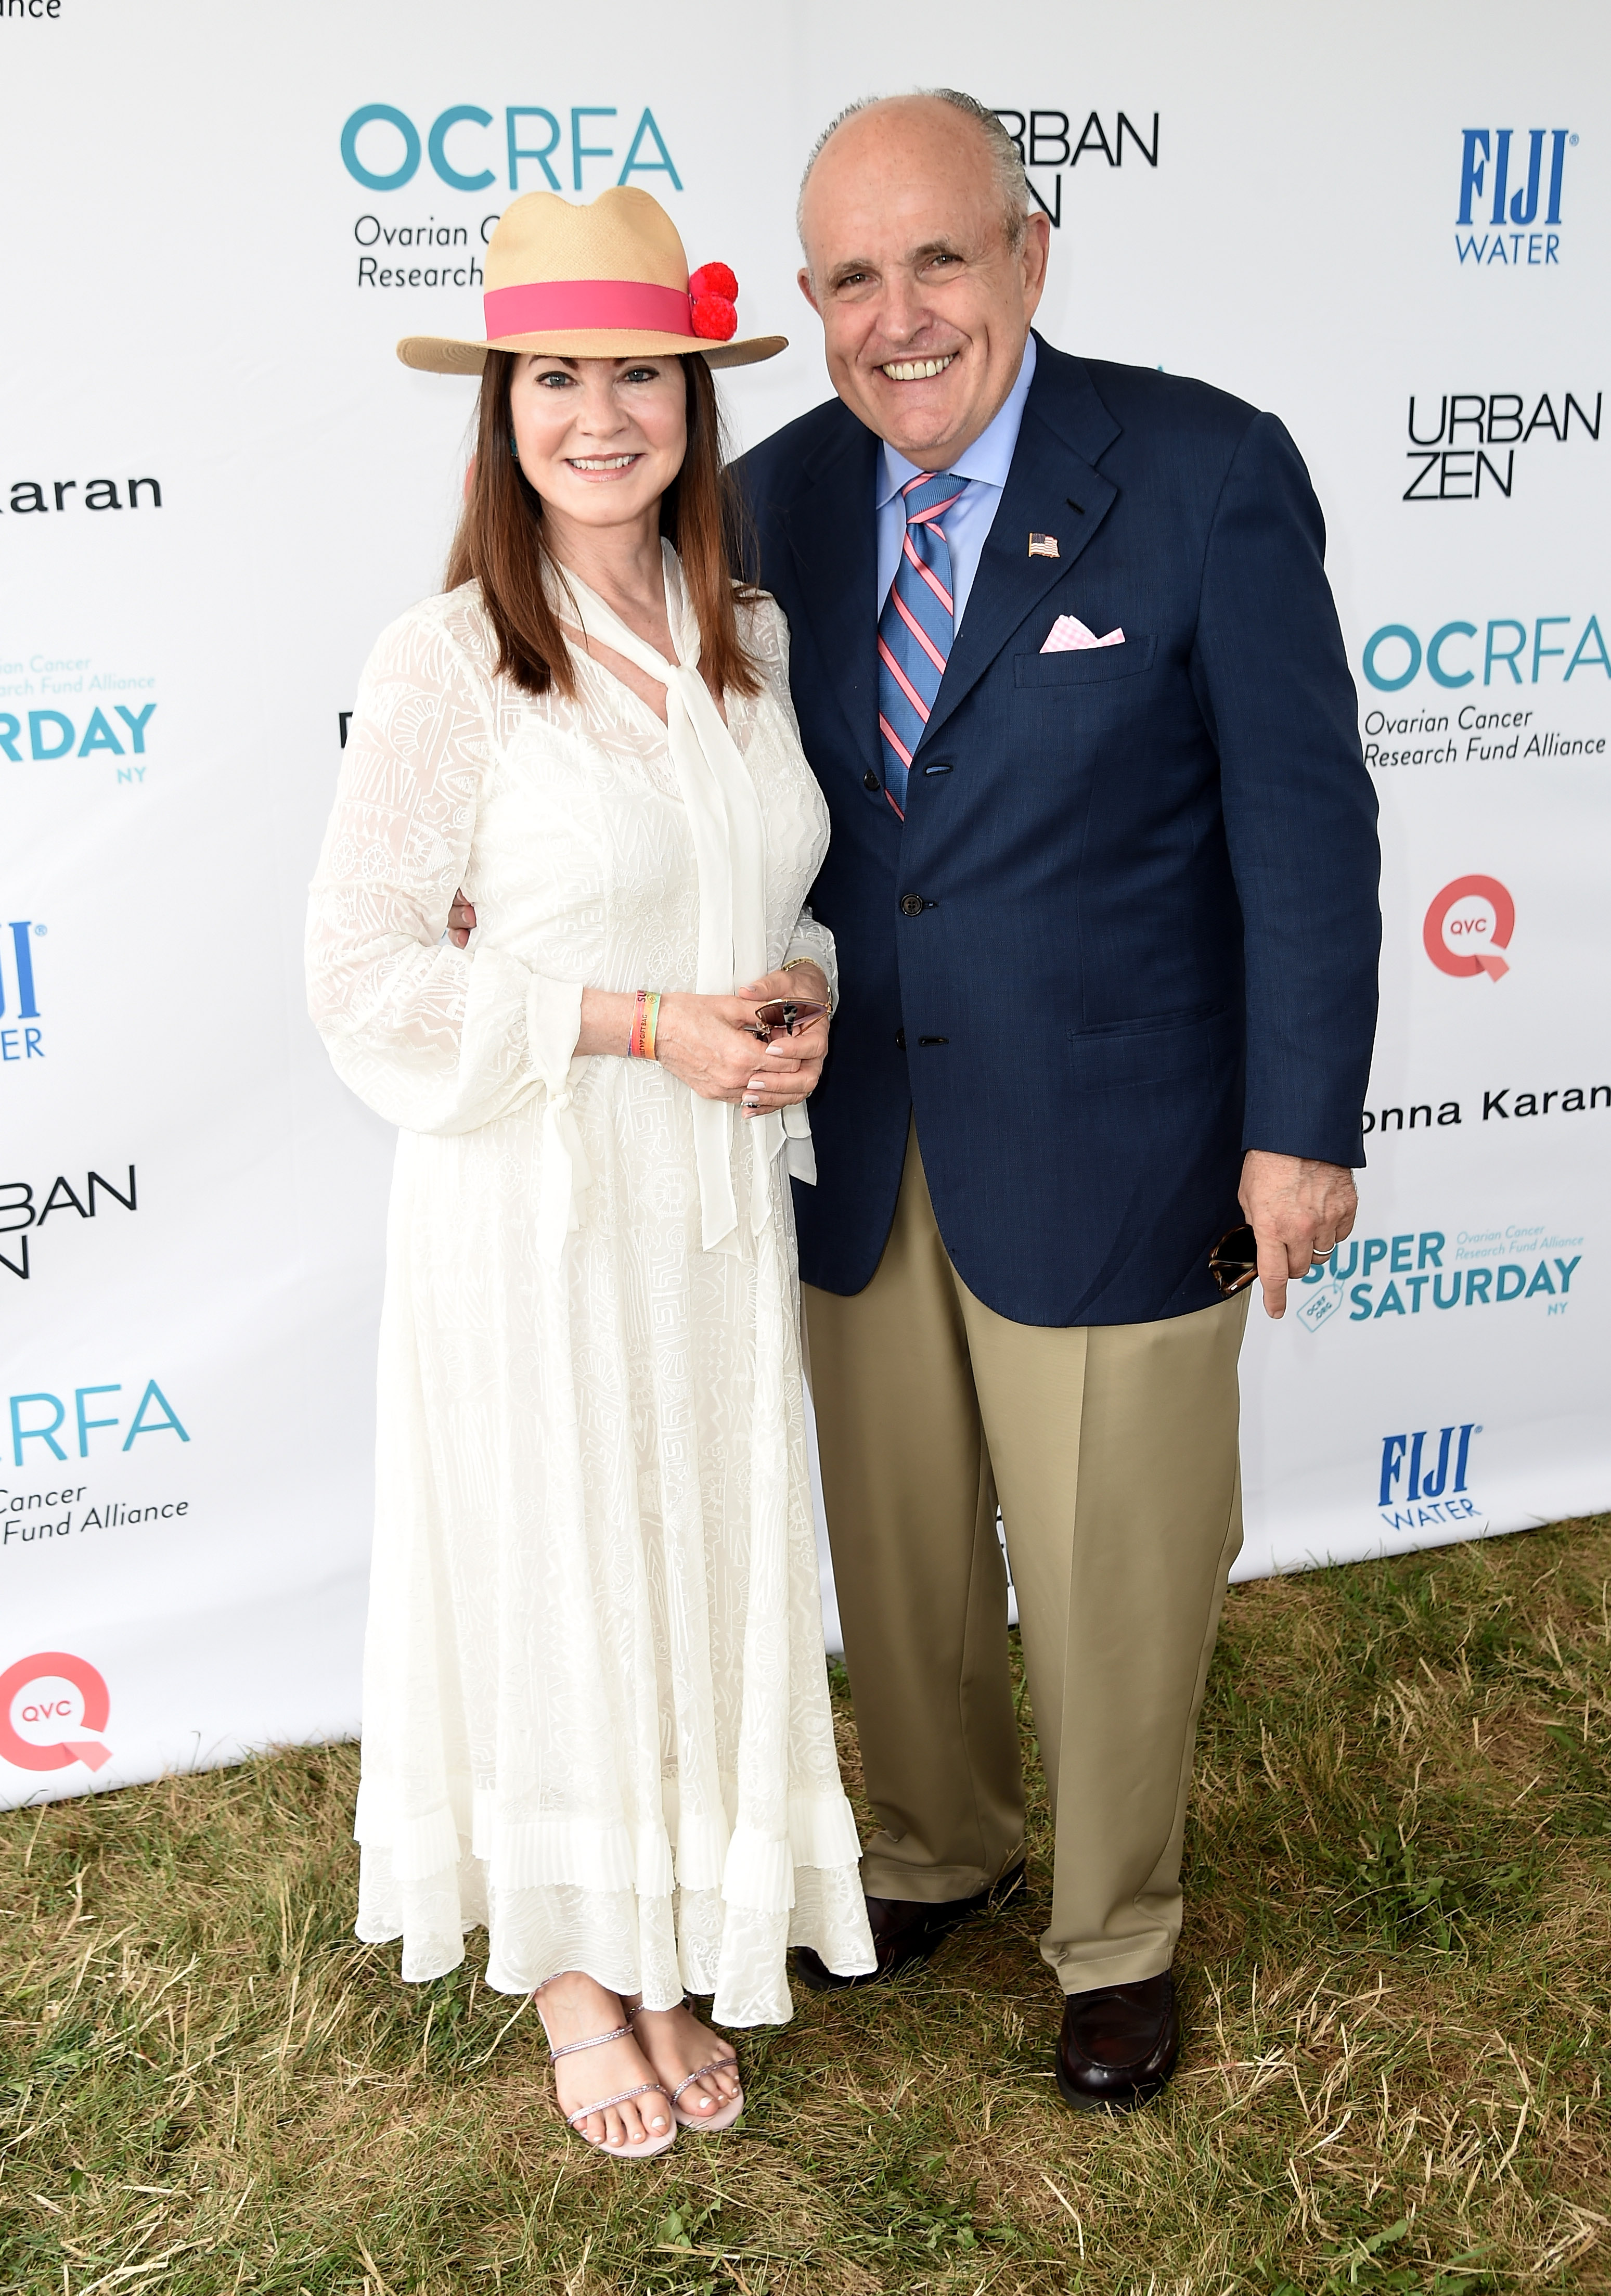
[1238,1149,1358,1321]
[655,966,829,1114]
[727,966,831,1115]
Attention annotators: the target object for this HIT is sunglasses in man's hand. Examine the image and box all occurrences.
[1207,1223,1259,1298]
[751,999,827,1041]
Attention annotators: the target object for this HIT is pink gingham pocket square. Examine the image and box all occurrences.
[1041,615,1126,653]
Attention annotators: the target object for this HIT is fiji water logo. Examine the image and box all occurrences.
[1456,129,1574,266]
[1424,876,1513,981]
[341,101,682,196]
[0,920,44,1066]
[0,1649,112,1774]
[1378,1425,1482,1533]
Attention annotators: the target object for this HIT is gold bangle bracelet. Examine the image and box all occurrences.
[780,955,832,1014]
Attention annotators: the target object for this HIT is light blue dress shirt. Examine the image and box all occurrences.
[875,332,1038,632]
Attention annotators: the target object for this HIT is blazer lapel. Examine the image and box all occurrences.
[919,351,1123,755]
[779,416,882,781]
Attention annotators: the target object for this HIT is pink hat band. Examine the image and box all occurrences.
[484,278,695,341]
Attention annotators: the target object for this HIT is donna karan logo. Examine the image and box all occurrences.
[1424,876,1513,980]
[0,1649,111,1773]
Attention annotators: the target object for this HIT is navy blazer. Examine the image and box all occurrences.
[736,336,1380,1327]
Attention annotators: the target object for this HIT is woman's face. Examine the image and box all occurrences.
[509,354,688,533]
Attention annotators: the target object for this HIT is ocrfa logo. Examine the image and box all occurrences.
[1424,875,1513,981]
[340,102,683,196]
[0,1649,112,1773]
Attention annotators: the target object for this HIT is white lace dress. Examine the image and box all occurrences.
[306,553,874,2024]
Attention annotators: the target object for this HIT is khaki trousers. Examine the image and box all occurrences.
[804,1124,1249,1992]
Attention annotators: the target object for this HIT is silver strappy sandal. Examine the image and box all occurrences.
[628,1996,745,2133]
[544,2019,676,2160]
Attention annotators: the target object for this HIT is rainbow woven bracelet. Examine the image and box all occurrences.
[629,989,661,1060]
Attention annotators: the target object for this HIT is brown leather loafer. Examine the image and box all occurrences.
[792,1861,1026,1992]
[1055,1971,1180,2111]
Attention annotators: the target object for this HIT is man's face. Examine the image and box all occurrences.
[798,99,1050,467]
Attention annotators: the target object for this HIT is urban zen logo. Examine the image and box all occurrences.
[0,919,43,1066]
[0,1649,111,1774]
[0,1164,136,1283]
[1424,876,1512,981]
[991,108,1158,229]
[1378,1423,1481,1536]
[1457,128,1573,266]
[1403,388,1599,502]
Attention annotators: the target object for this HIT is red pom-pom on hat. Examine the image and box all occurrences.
[689,262,738,302]
[691,293,738,341]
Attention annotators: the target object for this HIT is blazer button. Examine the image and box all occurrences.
[862,769,880,791]
[899,893,925,918]
[895,1028,907,1050]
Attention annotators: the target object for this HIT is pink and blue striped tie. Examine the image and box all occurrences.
[877,469,964,818]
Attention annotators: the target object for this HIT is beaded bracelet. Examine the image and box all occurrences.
[629,989,662,1060]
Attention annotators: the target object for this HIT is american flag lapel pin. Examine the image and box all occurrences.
[1028,532,1060,559]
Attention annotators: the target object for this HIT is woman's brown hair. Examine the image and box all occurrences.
[444,350,762,702]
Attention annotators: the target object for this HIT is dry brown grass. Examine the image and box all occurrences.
[2,1515,1608,2294]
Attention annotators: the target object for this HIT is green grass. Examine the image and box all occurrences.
[3,1516,1609,2293]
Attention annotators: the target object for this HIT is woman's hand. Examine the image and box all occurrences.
[498,934,832,1115]
[723,967,831,1117]
[653,981,823,1112]
[447,889,476,947]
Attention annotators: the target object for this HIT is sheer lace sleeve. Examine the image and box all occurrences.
[306,601,583,1135]
[742,592,840,1010]
[782,906,838,1009]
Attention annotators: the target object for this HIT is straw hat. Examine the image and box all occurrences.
[397,186,785,374]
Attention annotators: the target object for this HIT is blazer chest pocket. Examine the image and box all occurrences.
[1014,632,1156,687]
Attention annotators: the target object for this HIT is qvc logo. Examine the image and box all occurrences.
[1424,875,1513,980]
[0,1649,112,1773]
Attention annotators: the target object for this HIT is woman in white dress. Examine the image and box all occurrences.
[307,187,873,2159]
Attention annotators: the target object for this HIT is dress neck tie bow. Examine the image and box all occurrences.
[558,546,781,1253]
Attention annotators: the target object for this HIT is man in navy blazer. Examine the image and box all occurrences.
[737,91,1380,2109]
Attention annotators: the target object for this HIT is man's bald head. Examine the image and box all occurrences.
[797,92,1032,274]
[795,91,1050,468]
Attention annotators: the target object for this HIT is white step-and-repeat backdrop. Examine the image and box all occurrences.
[5,0,1607,1802]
